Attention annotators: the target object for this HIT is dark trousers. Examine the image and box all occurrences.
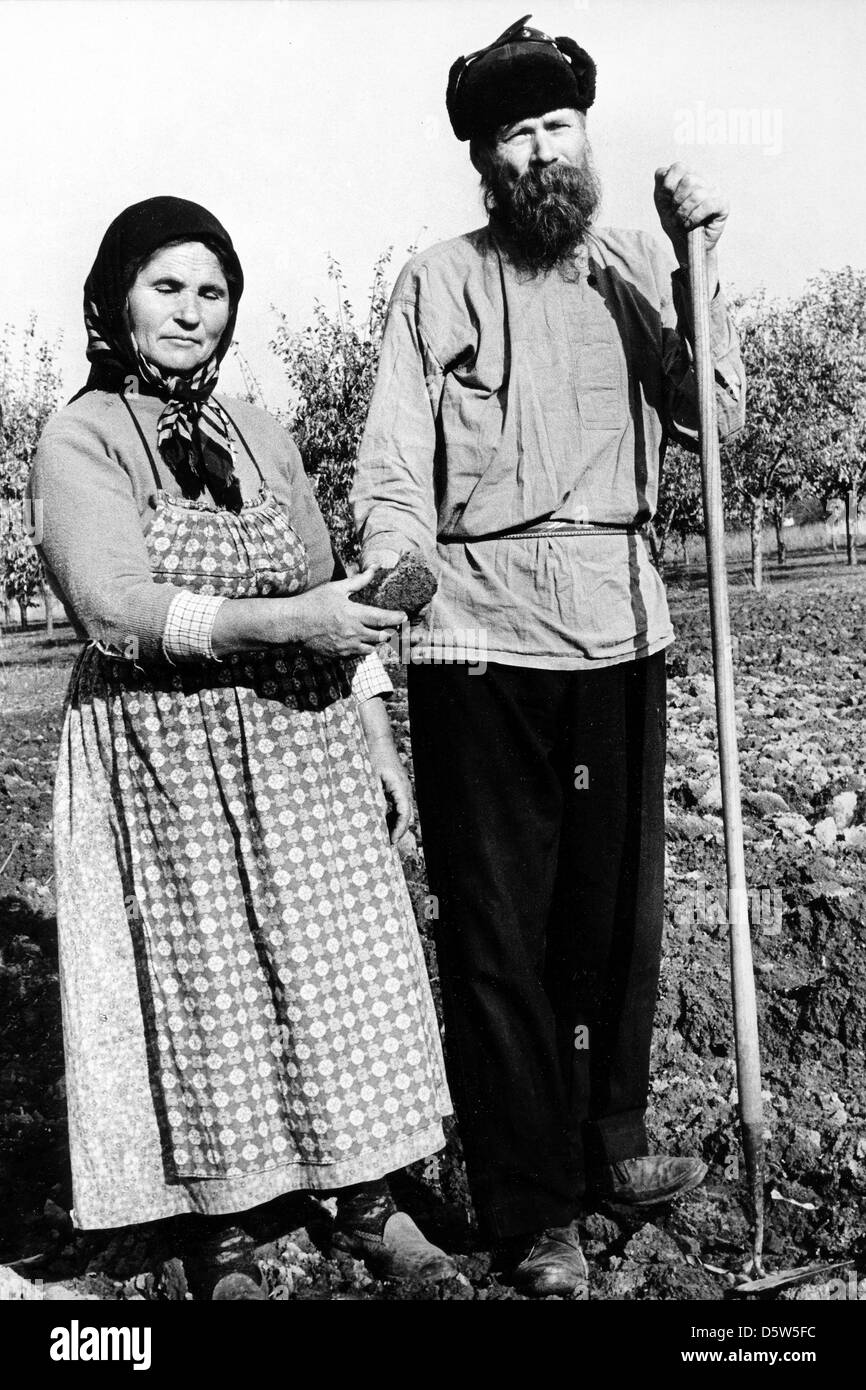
[407,653,667,1241]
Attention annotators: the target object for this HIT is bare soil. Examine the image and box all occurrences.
[1,552,864,1300]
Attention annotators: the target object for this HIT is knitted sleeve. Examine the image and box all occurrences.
[28,412,186,662]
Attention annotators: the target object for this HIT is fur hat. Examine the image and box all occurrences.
[446,14,596,142]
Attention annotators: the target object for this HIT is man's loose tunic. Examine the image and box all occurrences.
[352,225,745,668]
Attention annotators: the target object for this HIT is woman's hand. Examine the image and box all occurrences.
[288,569,406,659]
[210,571,406,660]
[357,697,414,845]
[370,738,414,845]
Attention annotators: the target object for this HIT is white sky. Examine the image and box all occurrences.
[1,0,864,405]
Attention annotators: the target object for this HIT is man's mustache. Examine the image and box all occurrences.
[514,161,586,191]
[509,159,599,204]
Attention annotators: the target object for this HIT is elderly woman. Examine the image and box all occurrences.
[28,196,453,1297]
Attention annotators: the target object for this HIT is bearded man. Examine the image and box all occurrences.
[351,16,745,1297]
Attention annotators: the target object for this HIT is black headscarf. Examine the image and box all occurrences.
[80,196,246,509]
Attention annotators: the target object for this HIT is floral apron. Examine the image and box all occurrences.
[55,402,450,1226]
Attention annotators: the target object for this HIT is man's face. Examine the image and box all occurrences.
[473,105,601,273]
[487,107,587,186]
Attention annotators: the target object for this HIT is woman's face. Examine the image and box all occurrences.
[126,240,230,375]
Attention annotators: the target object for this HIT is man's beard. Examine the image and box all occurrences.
[482,153,602,273]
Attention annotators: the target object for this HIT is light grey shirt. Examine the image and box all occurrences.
[352,224,745,669]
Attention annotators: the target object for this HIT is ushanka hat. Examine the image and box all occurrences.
[446,14,596,142]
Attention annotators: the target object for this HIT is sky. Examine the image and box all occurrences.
[1,0,864,405]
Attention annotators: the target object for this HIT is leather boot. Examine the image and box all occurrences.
[597,1155,708,1206]
[510,1220,589,1299]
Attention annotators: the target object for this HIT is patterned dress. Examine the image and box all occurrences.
[54,421,451,1229]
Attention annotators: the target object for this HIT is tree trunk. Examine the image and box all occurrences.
[42,576,54,639]
[846,485,858,566]
[774,515,786,567]
[18,600,28,630]
[750,497,764,591]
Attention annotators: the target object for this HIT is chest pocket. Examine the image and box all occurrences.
[573,341,629,430]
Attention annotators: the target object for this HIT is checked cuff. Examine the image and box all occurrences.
[162,590,228,664]
[347,650,394,702]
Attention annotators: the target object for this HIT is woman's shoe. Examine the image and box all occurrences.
[184,1223,267,1301]
[211,1271,268,1300]
[331,1210,457,1283]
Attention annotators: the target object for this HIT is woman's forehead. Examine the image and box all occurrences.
[138,240,227,282]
